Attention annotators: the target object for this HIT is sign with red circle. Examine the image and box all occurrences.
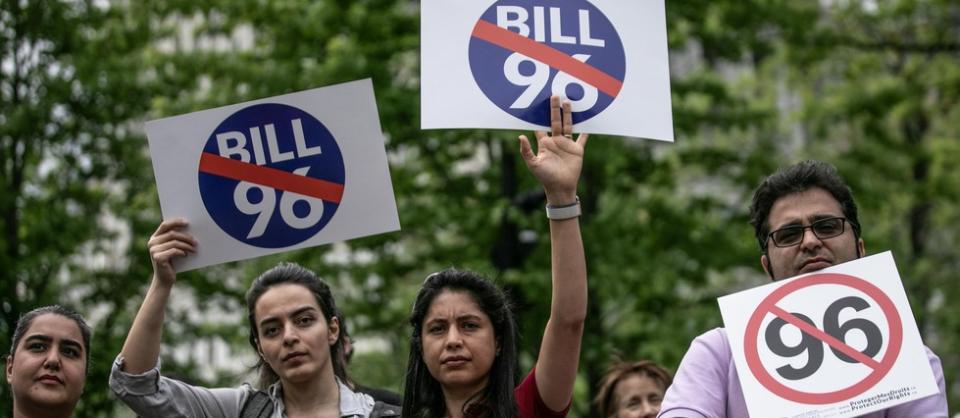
[421,0,674,140]
[718,252,943,418]
[743,273,902,404]
[143,79,400,271]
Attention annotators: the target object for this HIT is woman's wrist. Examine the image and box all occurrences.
[544,190,577,206]
[149,275,175,294]
[545,196,581,220]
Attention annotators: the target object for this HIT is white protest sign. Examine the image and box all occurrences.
[421,0,673,141]
[146,79,399,271]
[718,251,940,418]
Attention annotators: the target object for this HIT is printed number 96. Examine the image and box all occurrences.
[234,167,324,238]
[765,296,883,380]
[504,52,598,112]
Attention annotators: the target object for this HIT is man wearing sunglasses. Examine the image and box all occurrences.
[658,161,948,418]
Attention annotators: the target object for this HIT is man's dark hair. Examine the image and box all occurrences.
[749,160,862,250]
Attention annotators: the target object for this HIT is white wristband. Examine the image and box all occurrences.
[545,196,581,220]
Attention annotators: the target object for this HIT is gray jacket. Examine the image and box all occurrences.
[109,356,378,418]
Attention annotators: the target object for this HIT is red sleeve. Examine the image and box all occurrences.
[514,367,570,418]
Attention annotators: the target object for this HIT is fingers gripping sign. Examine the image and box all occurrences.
[148,218,197,283]
[122,219,198,377]
[519,96,588,204]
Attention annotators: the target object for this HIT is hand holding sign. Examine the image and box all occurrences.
[147,218,196,287]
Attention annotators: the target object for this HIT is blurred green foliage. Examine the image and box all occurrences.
[1,1,957,417]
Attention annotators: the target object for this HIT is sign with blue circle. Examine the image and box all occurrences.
[468,0,626,126]
[197,103,345,249]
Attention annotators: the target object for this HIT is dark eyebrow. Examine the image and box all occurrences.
[771,218,802,230]
[456,314,484,322]
[60,339,83,353]
[24,335,83,352]
[24,335,53,344]
[259,306,319,328]
[423,317,449,327]
[774,213,841,230]
[291,306,318,317]
[258,316,279,328]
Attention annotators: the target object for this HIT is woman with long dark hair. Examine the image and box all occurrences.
[6,305,92,418]
[402,96,588,418]
[109,228,398,418]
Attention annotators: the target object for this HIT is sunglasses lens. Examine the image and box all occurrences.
[769,218,846,248]
[813,218,844,239]
[772,227,803,246]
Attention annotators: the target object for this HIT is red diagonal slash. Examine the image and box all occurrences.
[769,305,882,370]
[199,152,343,204]
[471,20,623,98]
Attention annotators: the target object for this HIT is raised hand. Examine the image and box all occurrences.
[119,218,197,374]
[518,96,588,205]
[520,96,589,410]
[147,218,196,287]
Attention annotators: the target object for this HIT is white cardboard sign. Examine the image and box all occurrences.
[718,251,940,418]
[146,79,400,271]
[421,0,673,141]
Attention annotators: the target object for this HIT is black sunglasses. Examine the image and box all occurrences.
[766,217,848,248]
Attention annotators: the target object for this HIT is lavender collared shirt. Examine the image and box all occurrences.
[659,328,948,418]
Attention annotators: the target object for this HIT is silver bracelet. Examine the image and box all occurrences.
[545,196,581,220]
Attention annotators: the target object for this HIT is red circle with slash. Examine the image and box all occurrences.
[744,273,902,404]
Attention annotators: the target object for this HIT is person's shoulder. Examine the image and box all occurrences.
[358,385,403,408]
[675,327,734,373]
[239,388,272,418]
[371,400,402,418]
[695,327,729,342]
[922,344,942,361]
[660,328,740,418]
[885,345,949,416]
[690,327,731,352]
[921,344,947,385]
[920,344,946,382]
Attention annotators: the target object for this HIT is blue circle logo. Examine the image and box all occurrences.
[198,103,345,248]
[468,0,625,125]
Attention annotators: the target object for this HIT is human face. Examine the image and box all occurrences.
[421,290,497,396]
[5,314,87,416]
[761,187,864,280]
[254,284,339,385]
[612,374,664,418]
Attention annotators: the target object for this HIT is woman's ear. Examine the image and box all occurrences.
[5,355,14,385]
[253,338,265,359]
[328,316,340,346]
